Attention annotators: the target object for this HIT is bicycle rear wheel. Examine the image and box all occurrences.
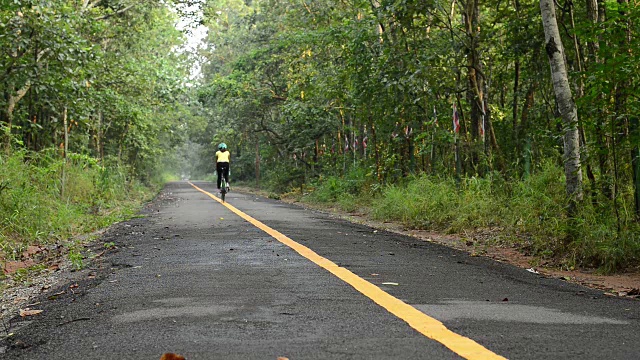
[220,179,227,202]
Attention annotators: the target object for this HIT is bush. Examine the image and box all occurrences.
[306,167,369,204]
[0,150,151,266]
[368,162,640,272]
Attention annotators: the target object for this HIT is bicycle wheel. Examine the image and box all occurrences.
[220,179,227,202]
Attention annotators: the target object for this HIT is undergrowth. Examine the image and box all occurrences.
[304,167,372,212]
[0,150,154,277]
[303,162,640,273]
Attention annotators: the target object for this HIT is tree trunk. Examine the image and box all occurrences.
[512,0,522,167]
[584,0,611,200]
[463,0,487,175]
[61,107,68,198]
[98,111,104,161]
[632,121,640,219]
[513,59,520,151]
[540,0,583,206]
[255,140,260,189]
[3,82,32,150]
[464,0,484,141]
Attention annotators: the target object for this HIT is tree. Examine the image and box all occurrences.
[539,0,583,208]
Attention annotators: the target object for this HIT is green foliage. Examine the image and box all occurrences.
[0,150,151,265]
[307,176,344,203]
[67,247,84,271]
[0,0,198,186]
[365,163,640,272]
[262,162,305,194]
[305,167,370,211]
[191,0,640,272]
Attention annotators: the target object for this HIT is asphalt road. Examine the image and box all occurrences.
[2,181,639,359]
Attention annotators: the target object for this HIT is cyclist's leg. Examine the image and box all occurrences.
[219,163,229,190]
[223,165,230,188]
[216,163,222,189]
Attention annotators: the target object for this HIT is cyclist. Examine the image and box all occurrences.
[215,142,230,193]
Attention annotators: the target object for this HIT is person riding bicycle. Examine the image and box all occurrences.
[215,142,230,193]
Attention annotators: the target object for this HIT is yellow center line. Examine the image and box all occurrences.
[189,182,507,360]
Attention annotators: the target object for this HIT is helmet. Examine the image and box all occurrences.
[218,143,227,151]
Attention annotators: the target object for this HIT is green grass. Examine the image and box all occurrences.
[303,163,640,273]
[303,167,371,212]
[0,150,154,275]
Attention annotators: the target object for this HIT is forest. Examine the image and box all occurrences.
[1,0,639,276]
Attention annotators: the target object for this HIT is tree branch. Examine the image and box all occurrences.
[82,0,101,14]
[7,81,31,119]
[94,4,137,21]
[301,0,313,14]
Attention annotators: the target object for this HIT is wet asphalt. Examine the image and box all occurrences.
[1,181,639,359]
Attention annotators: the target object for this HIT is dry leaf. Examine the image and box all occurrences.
[19,308,43,317]
[160,353,185,360]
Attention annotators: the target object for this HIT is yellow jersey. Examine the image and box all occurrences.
[216,150,230,163]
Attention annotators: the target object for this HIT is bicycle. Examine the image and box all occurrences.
[219,172,230,202]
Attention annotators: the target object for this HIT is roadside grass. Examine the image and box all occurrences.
[0,150,155,282]
[302,163,640,273]
[302,167,373,213]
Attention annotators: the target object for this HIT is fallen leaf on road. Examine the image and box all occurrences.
[19,308,43,317]
[3,259,37,274]
[382,282,399,286]
[23,245,44,257]
[277,357,289,360]
[160,353,185,360]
